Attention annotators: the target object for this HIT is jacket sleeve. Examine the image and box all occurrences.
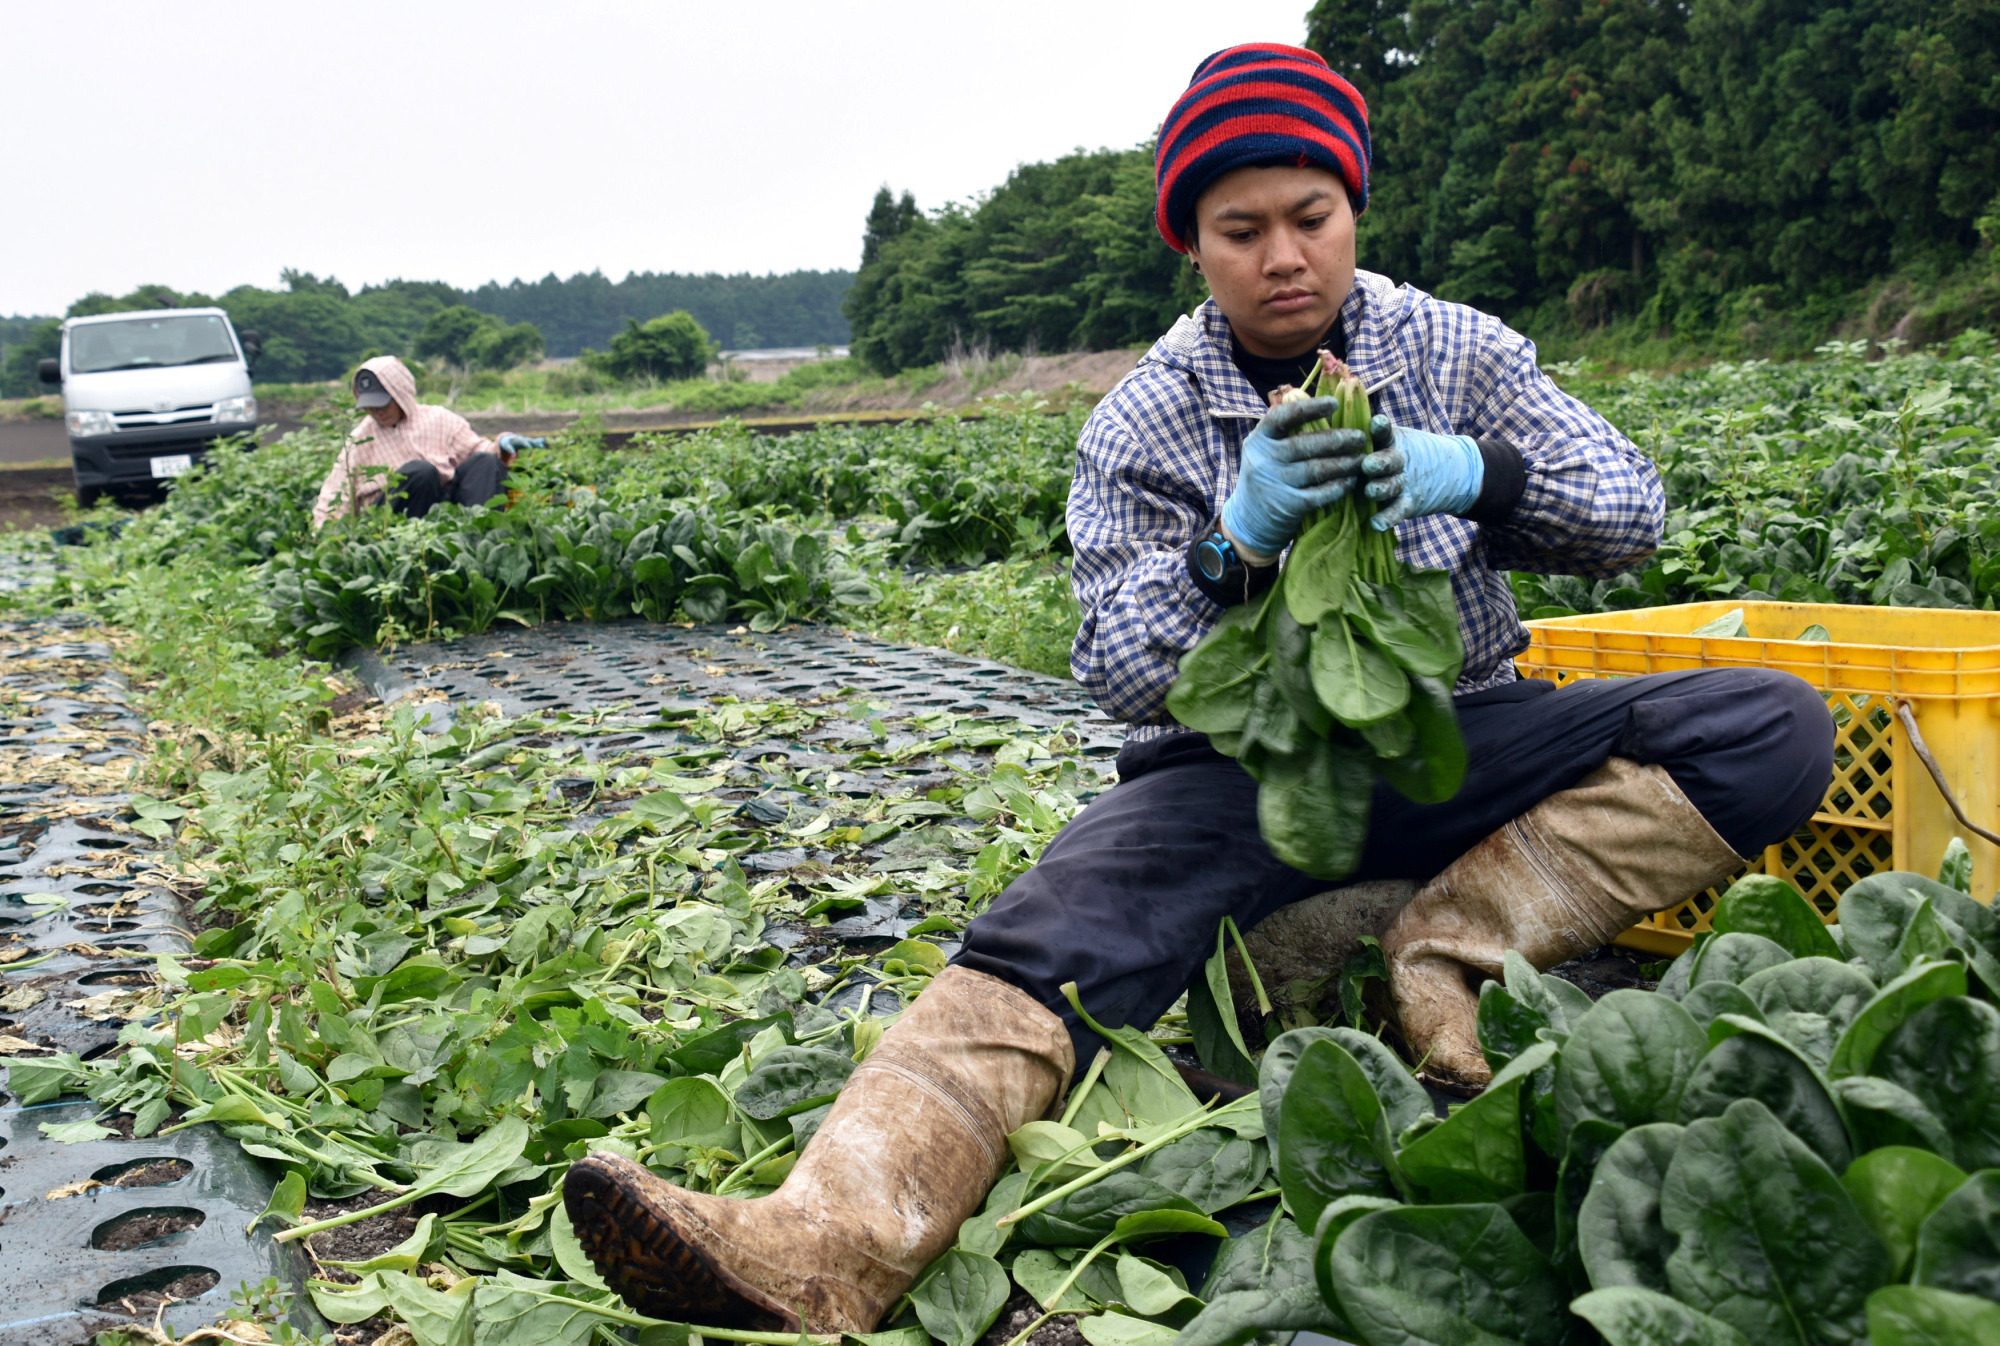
[445,414,496,469]
[1067,395,1230,727]
[1451,314,1663,577]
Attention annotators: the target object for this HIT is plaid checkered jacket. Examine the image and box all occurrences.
[1069,272,1663,740]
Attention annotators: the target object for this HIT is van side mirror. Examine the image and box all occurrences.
[36,358,59,384]
[239,330,263,366]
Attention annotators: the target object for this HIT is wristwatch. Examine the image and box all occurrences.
[1188,520,1278,607]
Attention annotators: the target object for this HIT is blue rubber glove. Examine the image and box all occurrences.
[495,433,546,454]
[1360,415,1484,530]
[1221,396,1372,559]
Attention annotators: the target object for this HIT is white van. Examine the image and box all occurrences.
[37,307,263,504]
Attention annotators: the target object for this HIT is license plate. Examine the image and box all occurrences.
[150,454,193,479]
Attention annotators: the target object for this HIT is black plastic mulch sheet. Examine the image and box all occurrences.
[0,618,307,1344]
[345,621,1127,1001]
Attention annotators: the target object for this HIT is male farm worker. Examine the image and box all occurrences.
[310,355,541,527]
[564,43,1835,1333]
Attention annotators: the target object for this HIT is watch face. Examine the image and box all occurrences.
[1197,537,1229,581]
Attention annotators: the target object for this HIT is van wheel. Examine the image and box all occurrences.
[75,483,103,509]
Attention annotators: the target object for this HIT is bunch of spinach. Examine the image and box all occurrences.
[1166,360,1468,878]
[1253,865,2000,1346]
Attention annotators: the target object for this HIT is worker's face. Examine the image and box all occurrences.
[366,400,404,427]
[1186,164,1356,360]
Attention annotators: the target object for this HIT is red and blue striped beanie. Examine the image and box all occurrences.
[1154,43,1370,254]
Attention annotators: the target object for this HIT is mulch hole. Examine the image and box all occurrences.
[95,1265,220,1310]
[92,1157,193,1188]
[93,1205,206,1250]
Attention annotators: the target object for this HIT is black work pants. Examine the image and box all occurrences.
[389,455,508,519]
[954,667,1834,1065]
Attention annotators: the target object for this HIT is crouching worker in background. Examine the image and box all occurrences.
[562,42,1837,1335]
[310,355,543,527]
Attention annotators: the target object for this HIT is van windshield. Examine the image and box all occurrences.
[68,314,238,374]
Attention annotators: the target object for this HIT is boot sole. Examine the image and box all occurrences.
[564,1156,795,1331]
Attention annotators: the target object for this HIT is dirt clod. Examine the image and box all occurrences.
[980,1293,1086,1346]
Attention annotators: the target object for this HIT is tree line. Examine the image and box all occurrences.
[844,0,2000,372]
[1,268,856,397]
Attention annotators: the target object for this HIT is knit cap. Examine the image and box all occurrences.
[1154,43,1371,254]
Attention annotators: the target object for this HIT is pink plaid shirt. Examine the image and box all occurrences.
[312,355,496,526]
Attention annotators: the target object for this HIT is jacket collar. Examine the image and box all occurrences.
[1148,270,1415,421]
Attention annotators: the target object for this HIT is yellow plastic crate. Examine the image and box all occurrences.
[1517,601,2000,955]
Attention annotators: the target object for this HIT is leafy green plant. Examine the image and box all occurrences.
[1251,869,2000,1346]
[1165,360,1468,878]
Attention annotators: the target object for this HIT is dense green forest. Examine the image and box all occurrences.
[1,268,855,397]
[845,0,2000,372]
[463,269,853,357]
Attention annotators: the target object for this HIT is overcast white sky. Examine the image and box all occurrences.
[4,1,1310,317]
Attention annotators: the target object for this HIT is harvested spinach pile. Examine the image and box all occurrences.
[1167,359,1467,878]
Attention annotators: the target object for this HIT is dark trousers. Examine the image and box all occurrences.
[389,455,508,519]
[954,667,1835,1064]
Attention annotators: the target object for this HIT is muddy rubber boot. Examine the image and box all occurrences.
[564,966,1073,1333]
[1381,758,1745,1090]
[1227,879,1417,1025]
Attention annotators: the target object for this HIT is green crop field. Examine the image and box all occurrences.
[6,333,2000,1346]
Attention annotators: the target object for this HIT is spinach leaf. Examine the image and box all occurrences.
[909,1249,1010,1346]
[1912,1169,2000,1304]
[1254,734,1373,881]
[1185,921,1256,1089]
[1016,1171,1205,1247]
[1828,959,1967,1081]
[1710,874,1842,962]
[1875,994,2000,1170]
[1740,956,1877,1070]
[1865,1286,2000,1346]
[733,1044,855,1120]
[1278,1037,1402,1232]
[645,1077,734,1150]
[1136,1127,1265,1215]
[1555,989,1708,1149]
[1309,612,1410,728]
[1840,1146,1968,1281]
[1328,1024,1430,1138]
[1399,1040,1557,1204]
[1166,605,1264,736]
[1830,1075,1955,1159]
[1571,1287,1754,1346]
[1281,506,1359,629]
[1327,1203,1576,1346]
[1681,981,1765,1034]
[1259,1027,1343,1166]
[1352,576,1462,679]
[1578,1122,1686,1294]
[1689,932,1794,987]
[1678,1017,1852,1172]
[1659,1098,1890,1345]
[1062,983,1201,1134]
[1268,604,1333,737]
[1376,674,1469,805]
[1554,1118,1627,1284]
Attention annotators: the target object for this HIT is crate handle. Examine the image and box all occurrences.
[1895,701,2000,849]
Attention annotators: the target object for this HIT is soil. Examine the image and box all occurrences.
[96,1157,193,1187]
[1548,944,1659,998]
[328,683,379,717]
[174,888,235,939]
[98,1267,221,1311]
[981,1293,1087,1346]
[303,1190,423,1264]
[94,1205,205,1249]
